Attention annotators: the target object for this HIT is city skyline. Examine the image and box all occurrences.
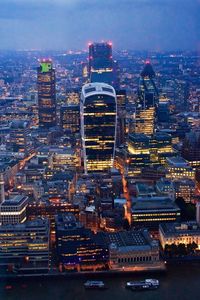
[0,0,199,51]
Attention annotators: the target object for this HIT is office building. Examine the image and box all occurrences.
[166,156,195,180]
[9,120,31,155]
[88,42,114,85]
[60,105,80,134]
[37,59,56,128]
[56,214,108,271]
[135,61,159,135]
[0,218,50,274]
[0,195,28,225]
[81,83,117,173]
[182,131,200,168]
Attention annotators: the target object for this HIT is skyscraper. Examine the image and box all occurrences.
[81,83,117,173]
[37,59,56,128]
[88,42,114,85]
[135,61,159,135]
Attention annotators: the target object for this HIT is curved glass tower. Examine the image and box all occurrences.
[135,61,159,135]
[81,83,117,173]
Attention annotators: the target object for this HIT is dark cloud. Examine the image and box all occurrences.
[0,0,199,50]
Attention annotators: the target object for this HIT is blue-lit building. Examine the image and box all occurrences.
[55,214,108,271]
[88,42,114,85]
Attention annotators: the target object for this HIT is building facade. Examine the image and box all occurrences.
[0,218,50,274]
[37,59,56,128]
[88,42,114,85]
[81,83,117,173]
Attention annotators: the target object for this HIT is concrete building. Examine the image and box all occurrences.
[96,229,160,271]
[0,195,28,225]
[131,197,181,228]
[0,218,50,274]
[159,222,200,250]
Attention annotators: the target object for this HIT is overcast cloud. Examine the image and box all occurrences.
[0,0,199,51]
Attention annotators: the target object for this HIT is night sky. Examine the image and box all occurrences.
[0,0,199,51]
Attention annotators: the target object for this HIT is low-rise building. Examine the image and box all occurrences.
[0,218,50,274]
[96,229,160,271]
[131,197,181,228]
[159,222,200,250]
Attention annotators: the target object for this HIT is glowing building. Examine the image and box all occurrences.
[159,222,200,250]
[9,120,31,155]
[81,83,117,173]
[60,105,80,134]
[135,61,159,135]
[37,59,56,128]
[88,42,114,85]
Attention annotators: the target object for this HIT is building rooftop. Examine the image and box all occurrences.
[1,195,28,206]
[56,213,83,231]
[166,156,190,167]
[0,218,49,231]
[160,222,200,236]
[96,229,157,250]
[131,197,180,211]
[82,82,116,99]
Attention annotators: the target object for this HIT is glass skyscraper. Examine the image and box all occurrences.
[37,59,56,128]
[81,82,117,173]
[88,42,114,85]
[135,61,159,135]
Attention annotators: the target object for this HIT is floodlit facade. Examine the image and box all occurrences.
[81,83,117,173]
[159,222,200,250]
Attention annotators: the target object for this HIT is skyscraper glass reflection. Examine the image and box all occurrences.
[135,61,159,135]
[81,83,117,173]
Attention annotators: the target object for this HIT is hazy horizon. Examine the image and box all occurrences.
[0,0,199,51]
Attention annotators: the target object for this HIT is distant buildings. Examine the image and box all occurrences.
[37,59,56,128]
[81,83,117,173]
[131,197,181,228]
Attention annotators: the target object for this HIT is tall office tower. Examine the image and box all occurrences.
[9,120,31,155]
[116,90,127,146]
[88,42,114,85]
[0,173,5,204]
[60,105,80,134]
[37,59,56,128]
[81,83,117,173]
[135,61,159,135]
